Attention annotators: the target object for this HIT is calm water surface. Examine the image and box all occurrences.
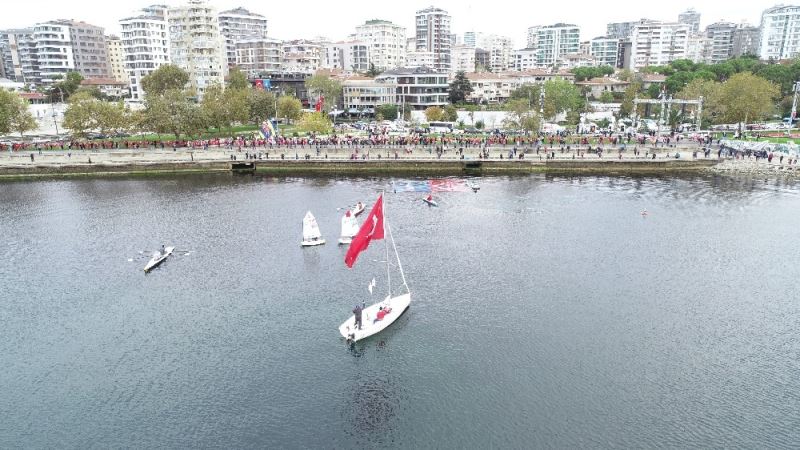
[1,174,799,448]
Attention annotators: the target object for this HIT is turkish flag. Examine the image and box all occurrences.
[345,195,384,268]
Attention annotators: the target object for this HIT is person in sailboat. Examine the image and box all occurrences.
[426,194,433,202]
[352,304,363,330]
[374,305,392,323]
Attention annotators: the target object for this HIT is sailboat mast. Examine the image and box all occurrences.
[383,191,391,296]
[388,224,409,294]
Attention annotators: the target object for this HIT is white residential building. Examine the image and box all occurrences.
[32,21,75,85]
[480,35,514,72]
[415,6,451,72]
[606,21,643,40]
[450,44,475,75]
[120,4,170,101]
[512,48,537,71]
[354,20,406,71]
[406,51,435,69]
[589,37,619,67]
[235,37,282,76]
[342,77,397,114]
[0,29,39,84]
[758,5,800,60]
[106,36,127,83]
[465,72,517,104]
[376,66,448,110]
[629,21,691,70]
[527,24,581,67]
[168,0,226,99]
[218,7,268,68]
[282,39,323,73]
[678,9,701,34]
[33,20,109,84]
[323,41,370,72]
[704,22,736,64]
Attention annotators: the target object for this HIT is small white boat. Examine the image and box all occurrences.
[468,181,480,192]
[144,246,174,272]
[301,211,326,247]
[352,202,366,216]
[340,293,411,343]
[422,197,438,207]
[338,210,359,245]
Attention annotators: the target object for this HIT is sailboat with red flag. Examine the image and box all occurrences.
[339,193,411,343]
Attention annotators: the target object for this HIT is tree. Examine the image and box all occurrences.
[677,78,722,125]
[365,63,382,77]
[716,72,780,130]
[448,71,473,104]
[571,66,614,82]
[376,104,398,121]
[63,91,97,138]
[277,95,303,124]
[248,89,277,125]
[619,82,643,118]
[0,89,37,138]
[424,106,445,122]
[297,111,332,134]
[226,67,249,90]
[304,74,342,112]
[599,91,614,103]
[503,98,541,133]
[64,92,131,137]
[201,84,229,132]
[141,65,190,97]
[226,87,249,126]
[142,89,204,139]
[443,104,459,122]
[510,80,582,121]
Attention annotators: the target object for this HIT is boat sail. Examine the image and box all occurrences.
[301,211,325,247]
[338,210,359,245]
[339,194,411,343]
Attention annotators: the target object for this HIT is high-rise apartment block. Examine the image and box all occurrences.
[106,35,127,83]
[168,0,226,98]
[354,20,406,71]
[415,6,451,72]
[758,5,800,60]
[678,9,701,34]
[218,8,268,68]
[526,24,580,67]
[120,4,170,101]
[235,37,282,75]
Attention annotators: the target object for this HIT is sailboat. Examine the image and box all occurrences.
[338,210,359,245]
[339,194,411,343]
[301,211,326,247]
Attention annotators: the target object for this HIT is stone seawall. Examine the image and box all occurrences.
[0,157,720,180]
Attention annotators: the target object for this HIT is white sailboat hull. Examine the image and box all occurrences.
[301,239,326,247]
[339,293,411,342]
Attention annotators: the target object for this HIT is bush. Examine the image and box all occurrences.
[475,120,485,130]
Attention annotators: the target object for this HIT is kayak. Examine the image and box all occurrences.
[144,246,174,272]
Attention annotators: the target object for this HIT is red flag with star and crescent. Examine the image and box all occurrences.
[345,195,384,268]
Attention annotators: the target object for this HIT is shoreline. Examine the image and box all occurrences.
[0,156,721,180]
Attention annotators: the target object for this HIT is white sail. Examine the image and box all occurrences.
[303,211,322,241]
[340,213,359,239]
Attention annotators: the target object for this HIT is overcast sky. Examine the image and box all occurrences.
[0,1,780,47]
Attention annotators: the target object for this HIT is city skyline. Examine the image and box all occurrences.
[0,0,781,48]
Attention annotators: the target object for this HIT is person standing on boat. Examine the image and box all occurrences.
[353,304,363,330]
